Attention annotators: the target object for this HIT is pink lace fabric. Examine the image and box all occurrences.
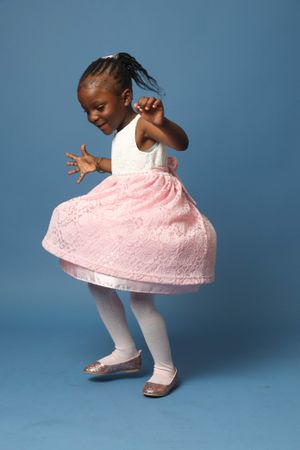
[42,154,217,294]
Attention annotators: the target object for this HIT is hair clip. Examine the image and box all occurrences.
[102,54,115,59]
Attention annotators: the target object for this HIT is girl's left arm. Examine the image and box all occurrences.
[134,97,189,151]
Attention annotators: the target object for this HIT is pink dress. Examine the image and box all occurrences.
[41,114,217,295]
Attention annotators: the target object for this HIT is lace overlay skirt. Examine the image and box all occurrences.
[42,157,217,295]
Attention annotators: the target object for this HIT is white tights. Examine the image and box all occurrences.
[87,283,176,384]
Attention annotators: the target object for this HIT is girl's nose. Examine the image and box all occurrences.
[88,111,100,124]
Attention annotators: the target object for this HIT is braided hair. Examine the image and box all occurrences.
[77,52,165,98]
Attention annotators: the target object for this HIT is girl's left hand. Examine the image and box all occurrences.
[133,97,165,126]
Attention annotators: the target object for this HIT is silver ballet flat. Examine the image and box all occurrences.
[83,349,142,375]
[143,368,179,397]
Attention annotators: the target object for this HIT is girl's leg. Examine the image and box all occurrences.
[130,291,176,384]
[87,282,139,364]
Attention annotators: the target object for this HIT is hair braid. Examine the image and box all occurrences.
[78,52,165,98]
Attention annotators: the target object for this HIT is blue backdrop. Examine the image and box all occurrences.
[1,1,299,449]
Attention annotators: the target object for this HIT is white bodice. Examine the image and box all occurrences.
[111,114,168,175]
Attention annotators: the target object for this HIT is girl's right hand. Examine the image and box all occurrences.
[65,144,97,184]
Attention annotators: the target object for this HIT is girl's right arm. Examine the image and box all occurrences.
[66,144,111,184]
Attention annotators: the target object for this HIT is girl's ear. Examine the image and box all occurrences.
[121,88,132,106]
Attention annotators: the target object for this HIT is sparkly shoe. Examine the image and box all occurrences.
[143,368,179,397]
[83,349,142,375]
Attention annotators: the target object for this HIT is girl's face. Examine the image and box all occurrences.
[77,78,133,135]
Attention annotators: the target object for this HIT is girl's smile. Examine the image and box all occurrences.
[77,80,136,135]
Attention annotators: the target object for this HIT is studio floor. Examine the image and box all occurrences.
[1,294,299,450]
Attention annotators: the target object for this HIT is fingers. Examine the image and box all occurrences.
[67,166,84,184]
[66,160,78,175]
[65,144,89,161]
[76,172,85,184]
[65,152,78,161]
[144,97,157,110]
[134,97,162,112]
[152,98,161,108]
[67,168,79,175]
[81,144,89,154]
[65,145,90,183]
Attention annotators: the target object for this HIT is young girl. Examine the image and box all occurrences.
[41,52,217,398]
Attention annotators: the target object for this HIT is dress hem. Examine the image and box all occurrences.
[60,263,202,295]
[42,238,215,286]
